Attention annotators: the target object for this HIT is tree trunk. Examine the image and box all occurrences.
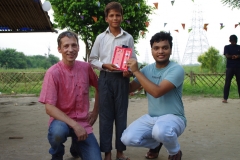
[83,40,91,62]
[84,47,91,62]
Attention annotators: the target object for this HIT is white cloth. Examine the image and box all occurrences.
[89,27,136,70]
[121,114,185,155]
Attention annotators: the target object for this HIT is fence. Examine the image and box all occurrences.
[184,71,237,89]
[0,71,238,94]
[0,72,45,94]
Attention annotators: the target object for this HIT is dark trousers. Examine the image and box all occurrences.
[223,68,240,100]
[98,71,129,152]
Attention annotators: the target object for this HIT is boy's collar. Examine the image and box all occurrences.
[105,27,126,35]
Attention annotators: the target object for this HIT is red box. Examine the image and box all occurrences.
[112,46,132,71]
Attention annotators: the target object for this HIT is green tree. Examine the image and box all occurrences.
[221,0,240,9]
[197,46,221,73]
[26,55,48,68]
[26,54,59,69]
[0,48,60,69]
[48,54,60,65]
[49,0,154,61]
[216,55,226,73]
[0,48,27,69]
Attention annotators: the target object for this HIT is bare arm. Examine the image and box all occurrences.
[127,59,175,98]
[45,104,88,141]
[225,54,233,59]
[87,88,99,126]
[132,71,175,98]
[225,54,240,59]
[129,80,142,93]
[232,55,240,59]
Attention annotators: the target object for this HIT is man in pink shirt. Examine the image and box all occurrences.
[39,31,102,160]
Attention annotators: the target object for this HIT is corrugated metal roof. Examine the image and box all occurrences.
[0,0,56,33]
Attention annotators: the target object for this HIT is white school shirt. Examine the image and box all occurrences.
[89,27,137,71]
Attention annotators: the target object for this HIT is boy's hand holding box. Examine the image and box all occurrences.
[112,46,132,71]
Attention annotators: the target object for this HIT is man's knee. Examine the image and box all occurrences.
[48,120,69,144]
[152,125,176,143]
[121,130,134,146]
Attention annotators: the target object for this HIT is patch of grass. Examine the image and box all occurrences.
[182,65,210,73]
[183,83,239,99]
[1,68,238,99]
[0,68,46,72]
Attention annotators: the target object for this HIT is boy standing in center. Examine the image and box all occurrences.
[89,2,137,160]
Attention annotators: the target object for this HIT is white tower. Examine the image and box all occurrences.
[171,33,181,63]
[181,2,209,65]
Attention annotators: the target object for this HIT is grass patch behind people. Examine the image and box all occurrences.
[1,67,239,99]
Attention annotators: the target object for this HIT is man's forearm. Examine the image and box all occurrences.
[133,71,160,97]
[92,90,99,113]
[225,54,233,59]
[226,54,240,59]
[45,104,78,128]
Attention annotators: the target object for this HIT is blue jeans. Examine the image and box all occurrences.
[48,120,102,160]
[121,114,185,155]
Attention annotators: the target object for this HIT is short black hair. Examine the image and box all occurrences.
[104,2,123,17]
[229,34,237,42]
[150,31,173,49]
[57,31,78,47]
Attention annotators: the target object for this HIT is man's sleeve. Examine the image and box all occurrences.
[88,64,98,90]
[38,71,58,106]
[164,66,184,88]
[238,45,240,55]
[223,45,228,55]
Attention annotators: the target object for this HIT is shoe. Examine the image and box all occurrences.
[51,155,63,160]
[222,99,228,103]
[70,144,79,158]
[168,150,182,160]
[116,157,130,160]
[145,143,163,159]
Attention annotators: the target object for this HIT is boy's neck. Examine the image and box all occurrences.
[109,27,121,37]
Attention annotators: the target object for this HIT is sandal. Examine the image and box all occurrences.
[145,143,163,159]
[222,99,228,103]
[116,157,130,160]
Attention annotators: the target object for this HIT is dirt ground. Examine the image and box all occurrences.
[0,95,240,160]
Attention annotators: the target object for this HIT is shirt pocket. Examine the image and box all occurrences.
[76,81,89,107]
[115,40,128,47]
[79,82,89,95]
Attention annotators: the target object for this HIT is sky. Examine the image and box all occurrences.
[1,0,240,64]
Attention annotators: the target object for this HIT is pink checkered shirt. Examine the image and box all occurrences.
[39,60,98,134]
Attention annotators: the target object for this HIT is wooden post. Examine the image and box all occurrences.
[190,71,193,86]
[23,72,26,92]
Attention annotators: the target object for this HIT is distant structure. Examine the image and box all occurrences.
[181,2,209,65]
[143,47,150,64]
[48,46,51,57]
[45,46,51,57]
[171,33,181,63]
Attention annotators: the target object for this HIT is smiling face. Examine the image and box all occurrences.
[58,36,79,66]
[105,9,122,30]
[151,40,172,68]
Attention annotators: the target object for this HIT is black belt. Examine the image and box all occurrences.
[100,71,123,78]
